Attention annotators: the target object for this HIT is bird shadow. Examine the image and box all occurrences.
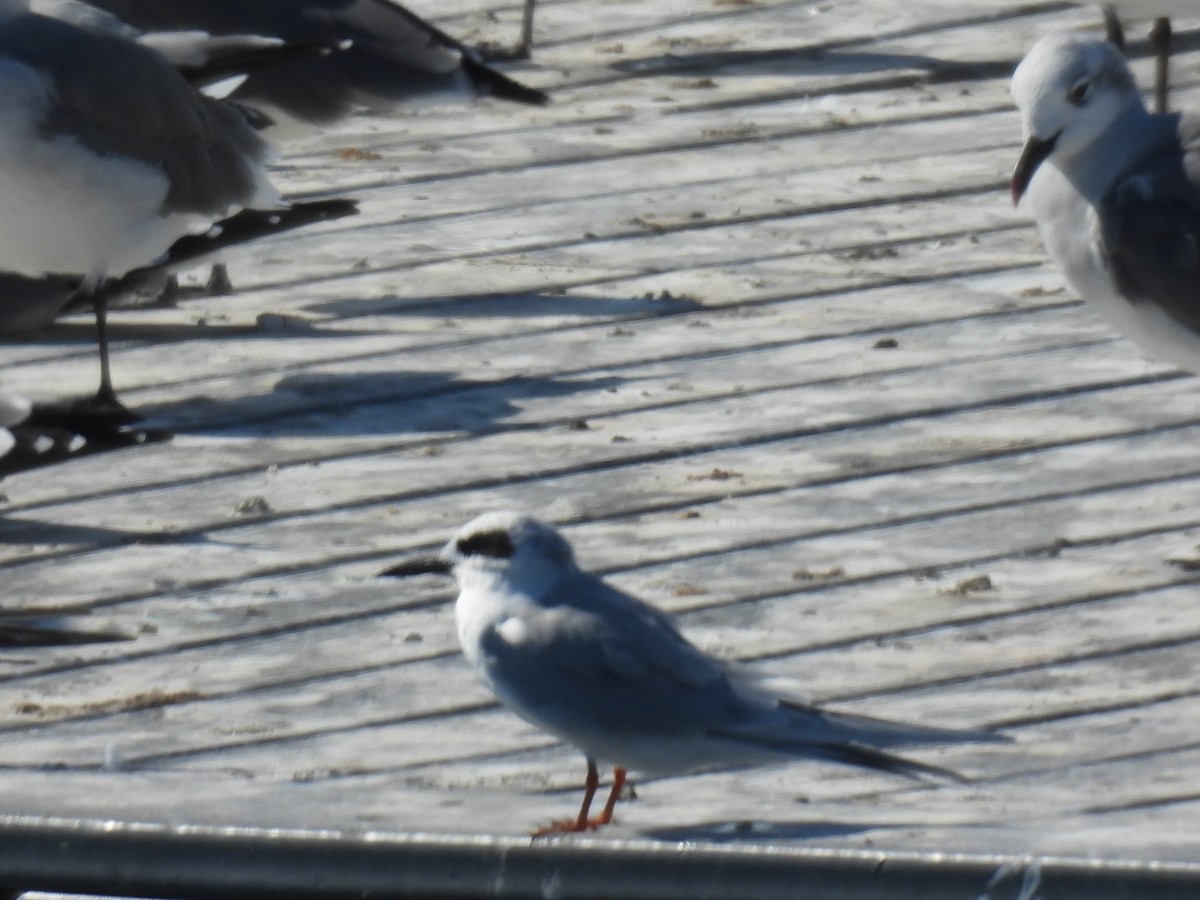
[610,27,1200,88]
[23,316,383,345]
[139,370,627,439]
[642,818,893,843]
[0,398,174,482]
[0,614,136,647]
[302,290,702,322]
[0,516,204,547]
[610,47,961,80]
[7,291,699,351]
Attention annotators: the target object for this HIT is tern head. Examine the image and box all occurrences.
[380,511,579,593]
[1010,32,1142,204]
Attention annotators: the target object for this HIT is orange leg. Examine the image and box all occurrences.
[532,761,628,837]
[571,759,601,830]
[594,767,627,827]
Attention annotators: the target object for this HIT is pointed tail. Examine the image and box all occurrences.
[809,741,967,783]
[712,700,1008,783]
[803,703,1010,750]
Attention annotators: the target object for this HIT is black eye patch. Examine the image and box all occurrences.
[456,530,515,559]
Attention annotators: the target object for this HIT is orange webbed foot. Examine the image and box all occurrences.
[530,815,614,838]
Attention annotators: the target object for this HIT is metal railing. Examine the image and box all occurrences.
[2,814,1200,900]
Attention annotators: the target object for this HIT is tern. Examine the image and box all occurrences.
[384,511,1006,834]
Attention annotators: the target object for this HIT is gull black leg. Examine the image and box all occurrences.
[478,0,535,61]
[87,285,138,423]
[1103,6,1125,52]
[517,0,535,60]
[1150,17,1172,113]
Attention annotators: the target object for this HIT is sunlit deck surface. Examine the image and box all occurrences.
[4,1,1200,895]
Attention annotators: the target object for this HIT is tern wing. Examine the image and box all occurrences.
[477,569,1005,777]
[478,572,760,738]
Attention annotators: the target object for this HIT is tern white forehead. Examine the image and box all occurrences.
[442,511,576,575]
[1011,33,1141,153]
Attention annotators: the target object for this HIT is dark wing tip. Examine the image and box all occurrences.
[814,741,969,783]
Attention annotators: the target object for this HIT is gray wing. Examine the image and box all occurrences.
[88,0,547,123]
[478,571,761,738]
[477,569,1006,776]
[35,1,327,90]
[0,14,271,215]
[1100,112,1200,331]
[30,0,140,37]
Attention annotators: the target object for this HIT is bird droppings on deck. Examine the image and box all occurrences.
[939,574,995,596]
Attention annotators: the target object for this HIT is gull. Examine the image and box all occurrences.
[1011,31,1200,374]
[51,1,545,299]
[1100,1,1198,112]
[0,0,334,417]
[383,511,1006,834]
[84,0,548,134]
[29,0,349,299]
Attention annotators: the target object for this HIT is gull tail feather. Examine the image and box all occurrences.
[392,5,548,106]
[462,55,548,105]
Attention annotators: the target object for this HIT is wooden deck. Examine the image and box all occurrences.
[4,0,1200,887]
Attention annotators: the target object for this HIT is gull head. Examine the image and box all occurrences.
[380,511,578,594]
[1010,32,1141,204]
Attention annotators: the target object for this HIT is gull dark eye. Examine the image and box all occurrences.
[457,530,515,559]
[1067,79,1091,106]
